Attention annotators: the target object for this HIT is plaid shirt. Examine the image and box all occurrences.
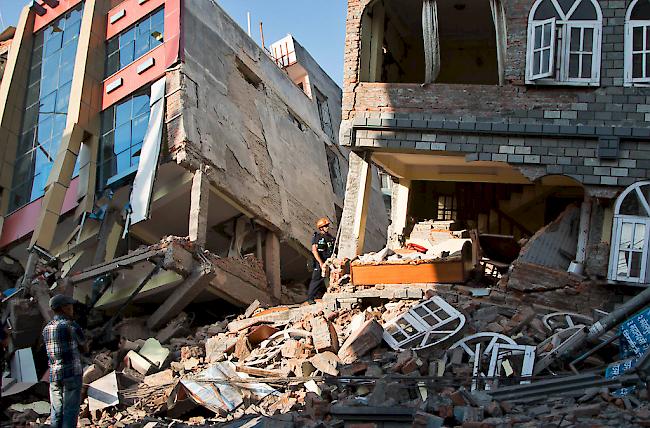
[42,315,84,382]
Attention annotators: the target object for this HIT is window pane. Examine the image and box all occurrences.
[634,53,644,78]
[151,8,165,29]
[56,82,72,113]
[120,27,136,47]
[100,132,115,163]
[646,54,650,80]
[632,0,650,19]
[23,104,39,131]
[583,28,593,52]
[541,50,550,74]
[101,106,115,136]
[621,223,633,249]
[13,153,35,184]
[52,115,66,142]
[634,224,646,250]
[581,54,592,78]
[30,173,46,200]
[543,23,552,46]
[534,0,560,19]
[630,252,643,278]
[132,94,150,117]
[557,0,574,14]
[533,51,541,74]
[107,36,119,55]
[26,84,40,110]
[534,25,543,49]
[114,123,132,154]
[63,20,81,45]
[116,99,132,126]
[131,114,149,145]
[116,151,131,174]
[571,0,597,19]
[37,117,53,144]
[39,91,56,117]
[634,27,644,51]
[119,43,135,69]
[18,131,35,154]
[570,28,581,51]
[569,54,580,77]
[58,42,77,85]
[134,33,150,59]
[44,29,63,57]
[106,52,120,76]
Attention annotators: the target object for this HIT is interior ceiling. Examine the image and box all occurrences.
[373,152,586,187]
[385,0,496,40]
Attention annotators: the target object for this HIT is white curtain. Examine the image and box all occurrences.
[489,0,507,85]
[422,0,440,83]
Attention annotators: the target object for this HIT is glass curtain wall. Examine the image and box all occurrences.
[98,91,150,188]
[8,3,84,212]
[105,7,164,77]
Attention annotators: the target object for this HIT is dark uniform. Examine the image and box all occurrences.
[307,231,335,301]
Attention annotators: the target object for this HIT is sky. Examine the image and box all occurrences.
[0,0,348,86]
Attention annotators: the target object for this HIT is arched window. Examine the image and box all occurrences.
[624,0,650,85]
[608,181,650,284]
[526,0,602,85]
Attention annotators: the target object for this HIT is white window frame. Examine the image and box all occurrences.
[608,181,650,285]
[624,0,650,86]
[530,18,557,79]
[526,0,602,86]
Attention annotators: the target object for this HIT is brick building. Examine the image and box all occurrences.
[338,0,650,285]
[0,0,387,327]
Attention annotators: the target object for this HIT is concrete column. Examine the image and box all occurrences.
[575,196,593,266]
[388,179,411,249]
[264,231,282,300]
[188,169,209,248]
[338,151,373,259]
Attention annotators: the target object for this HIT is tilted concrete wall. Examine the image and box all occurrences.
[167,0,350,252]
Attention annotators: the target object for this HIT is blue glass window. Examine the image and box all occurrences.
[98,91,150,188]
[105,8,164,77]
[8,3,83,212]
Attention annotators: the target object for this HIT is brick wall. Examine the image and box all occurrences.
[342,0,650,190]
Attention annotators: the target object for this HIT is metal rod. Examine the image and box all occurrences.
[259,21,265,50]
[103,258,164,330]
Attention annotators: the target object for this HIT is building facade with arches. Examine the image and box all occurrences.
[339,0,650,286]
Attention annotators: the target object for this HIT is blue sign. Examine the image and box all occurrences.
[605,357,638,397]
[619,307,650,359]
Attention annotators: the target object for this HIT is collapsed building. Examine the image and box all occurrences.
[337,0,650,287]
[0,0,389,338]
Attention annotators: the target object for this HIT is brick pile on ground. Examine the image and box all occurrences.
[5,273,649,428]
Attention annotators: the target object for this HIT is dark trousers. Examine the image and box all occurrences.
[307,265,325,301]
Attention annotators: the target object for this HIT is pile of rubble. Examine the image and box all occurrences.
[4,272,650,427]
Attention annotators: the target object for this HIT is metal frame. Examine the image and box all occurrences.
[383,296,465,351]
[485,343,536,390]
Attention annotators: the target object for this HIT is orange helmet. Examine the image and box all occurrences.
[316,217,331,228]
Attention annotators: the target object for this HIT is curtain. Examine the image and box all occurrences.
[489,0,507,85]
[422,0,440,83]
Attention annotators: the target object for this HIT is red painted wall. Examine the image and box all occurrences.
[102,0,181,109]
[0,178,80,248]
[33,0,85,33]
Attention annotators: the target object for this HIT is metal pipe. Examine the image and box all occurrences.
[588,286,650,341]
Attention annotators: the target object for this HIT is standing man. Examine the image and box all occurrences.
[43,295,86,428]
[306,217,336,304]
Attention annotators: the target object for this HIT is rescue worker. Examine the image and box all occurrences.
[43,295,87,428]
[306,217,336,304]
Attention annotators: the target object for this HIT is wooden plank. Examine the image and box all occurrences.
[351,260,466,286]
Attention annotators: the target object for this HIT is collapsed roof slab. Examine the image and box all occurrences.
[68,237,272,311]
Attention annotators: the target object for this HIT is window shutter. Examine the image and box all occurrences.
[530,18,556,80]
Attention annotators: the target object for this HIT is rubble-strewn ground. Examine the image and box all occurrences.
[3,265,650,428]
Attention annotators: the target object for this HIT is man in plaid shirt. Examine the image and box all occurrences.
[43,294,86,428]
